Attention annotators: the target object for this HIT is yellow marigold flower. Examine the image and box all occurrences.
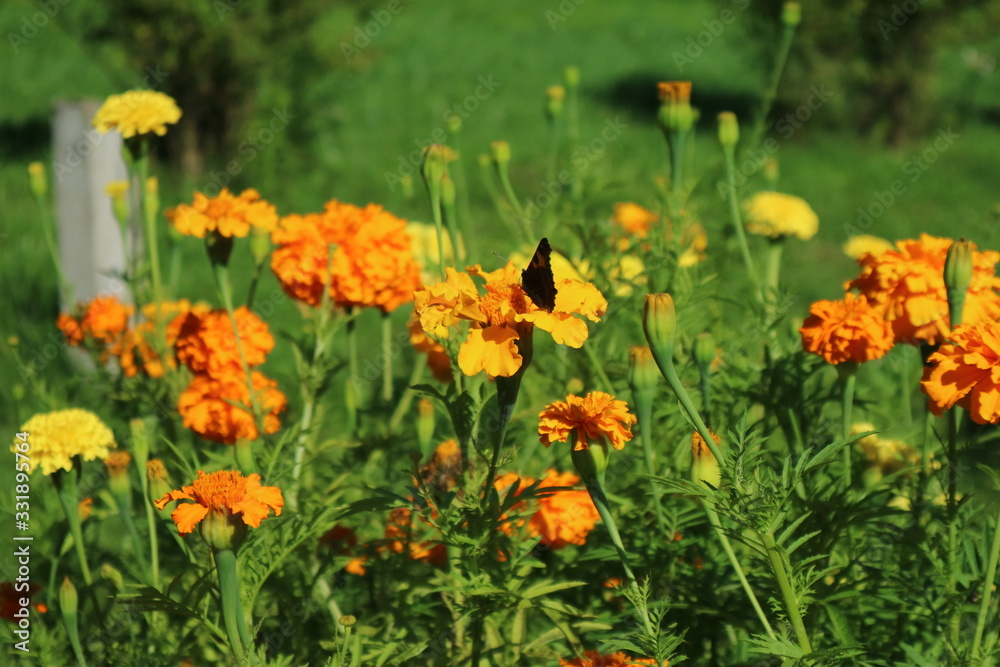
[14,409,115,475]
[154,470,283,535]
[560,650,658,666]
[799,292,894,365]
[413,262,607,377]
[538,391,636,451]
[28,162,47,198]
[692,430,722,488]
[167,188,278,239]
[745,191,819,240]
[612,202,658,238]
[92,90,182,139]
[849,234,1000,345]
[408,312,453,383]
[843,234,893,260]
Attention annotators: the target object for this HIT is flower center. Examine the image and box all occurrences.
[479,281,527,327]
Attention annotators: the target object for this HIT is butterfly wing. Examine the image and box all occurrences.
[521,238,558,312]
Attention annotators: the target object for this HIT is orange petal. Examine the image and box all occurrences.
[171,502,209,534]
[458,326,521,377]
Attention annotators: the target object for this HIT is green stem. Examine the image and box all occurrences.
[55,473,92,586]
[496,164,531,238]
[113,494,150,583]
[141,479,160,589]
[582,339,614,394]
[381,313,393,403]
[748,25,796,151]
[669,129,687,226]
[137,142,163,305]
[840,369,857,488]
[346,310,359,434]
[33,191,71,302]
[215,549,249,660]
[765,238,784,297]
[633,390,666,534]
[650,353,725,468]
[388,361,426,433]
[722,147,761,302]
[972,510,1000,661]
[62,602,88,667]
[946,408,962,645]
[761,530,812,654]
[703,504,777,641]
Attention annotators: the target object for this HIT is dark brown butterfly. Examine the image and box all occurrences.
[521,238,558,312]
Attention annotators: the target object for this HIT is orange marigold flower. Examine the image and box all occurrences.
[799,293,894,365]
[384,506,446,565]
[177,371,287,444]
[849,234,1000,345]
[154,470,283,534]
[271,200,422,312]
[921,321,1000,424]
[413,262,607,377]
[79,295,133,346]
[408,311,453,383]
[167,188,278,239]
[119,300,209,378]
[174,306,274,377]
[612,202,658,238]
[57,313,84,345]
[496,471,599,548]
[538,391,636,451]
[560,650,658,666]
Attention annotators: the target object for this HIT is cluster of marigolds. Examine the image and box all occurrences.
[14,83,1000,667]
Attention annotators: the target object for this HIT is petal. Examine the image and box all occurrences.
[522,311,589,347]
[154,486,195,511]
[554,280,607,321]
[458,326,521,377]
[171,502,209,534]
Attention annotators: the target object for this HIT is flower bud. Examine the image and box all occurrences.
[104,450,132,500]
[106,180,130,225]
[59,577,78,616]
[420,144,449,195]
[101,564,125,592]
[250,226,272,267]
[570,432,610,480]
[200,508,248,551]
[642,293,677,358]
[944,239,974,328]
[781,1,802,27]
[693,333,716,371]
[546,85,566,120]
[657,82,694,133]
[400,174,415,200]
[339,614,357,627]
[147,459,173,510]
[417,398,435,453]
[28,162,47,198]
[566,377,585,395]
[441,173,456,208]
[763,158,780,186]
[691,431,721,489]
[130,417,151,472]
[564,65,580,88]
[490,140,511,166]
[627,346,659,394]
[717,112,739,148]
[445,113,462,136]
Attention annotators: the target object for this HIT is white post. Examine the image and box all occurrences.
[52,99,131,309]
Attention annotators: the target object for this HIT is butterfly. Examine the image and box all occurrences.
[521,238,558,312]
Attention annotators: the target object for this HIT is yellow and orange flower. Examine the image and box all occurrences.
[413,262,606,377]
[68,295,133,348]
[612,202,659,238]
[538,391,636,451]
[119,300,209,378]
[154,470,283,534]
[174,306,274,377]
[177,371,287,444]
[167,188,278,239]
[560,650,658,666]
[408,312,453,383]
[849,234,1000,345]
[921,321,1000,424]
[843,234,893,260]
[799,293,894,365]
[497,470,600,549]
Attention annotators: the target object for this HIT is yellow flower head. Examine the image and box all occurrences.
[167,188,278,239]
[104,181,130,200]
[538,391,636,451]
[843,234,893,260]
[745,191,819,240]
[413,262,606,377]
[14,409,115,475]
[93,90,182,139]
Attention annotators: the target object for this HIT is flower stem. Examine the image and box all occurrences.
[722,147,761,302]
[215,548,250,660]
[388,361,426,433]
[649,351,725,467]
[945,407,962,645]
[972,509,1000,661]
[381,312,393,403]
[747,25,797,151]
[840,368,857,488]
[136,140,163,305]
[764,238,784,297]
[54,473,92,586]
[761,530,812,654]
[633,391,666,534]
[141,478,160,589]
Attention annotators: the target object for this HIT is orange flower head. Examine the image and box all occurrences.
[80,295,133,345]
[921,321,1000,424]
[495,470,599,549]
[174,306,274,377]
[538,391,636,451]
[57,314,84,345]
[154,470,283,548]
[560,650,658,666]
[167,188,278,239]
[612,202,658,238]
[384,506,447,565]
[799,293,894,365]
[413,261,607,377]
[271,200,422,312]
[177,371,287,444]
[849,234,1000,345]
[657,81,691,104]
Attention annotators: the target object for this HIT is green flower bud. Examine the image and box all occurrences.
[642,293,677,358]
[546,85,566,120]
[28,162,47,198]
[417,398,435,454]
[627,346,659,394]
[564,65,580,88]
[59,576,78,616]
[250,226,272,267]
[490,140,511,166]
[693,333,716,371]
[441,173,456,208]
[782,2,802,27]
[944,239,974,327]
[691,431,721,489]
[717,112,739,148]
[101,564,125,592]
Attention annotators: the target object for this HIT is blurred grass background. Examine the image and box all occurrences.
[1,0,999,432]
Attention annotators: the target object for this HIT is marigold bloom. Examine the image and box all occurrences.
[849,234,1000,345]
[413,262,607,377]
[92,90,182,138]
[538,391,636,451]
[560,650,657,666]
[76,295,133,346]
[408,312,452,383]
[745,191,819,240]
[271,200,422,312]
[167,188,278,239]
[496,470,599,549]
[612,202,658,238]
[384,507,446,565]
[850,423,919,476]
[118,300,208,378]
[843,234,893,260]
[799,293,894,365]
[174,306,274,377]
[177,371,287,444]
[154,470,283,534]
[57,314,84,345]
[921,321,1000,424]
[13,409,115,475]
